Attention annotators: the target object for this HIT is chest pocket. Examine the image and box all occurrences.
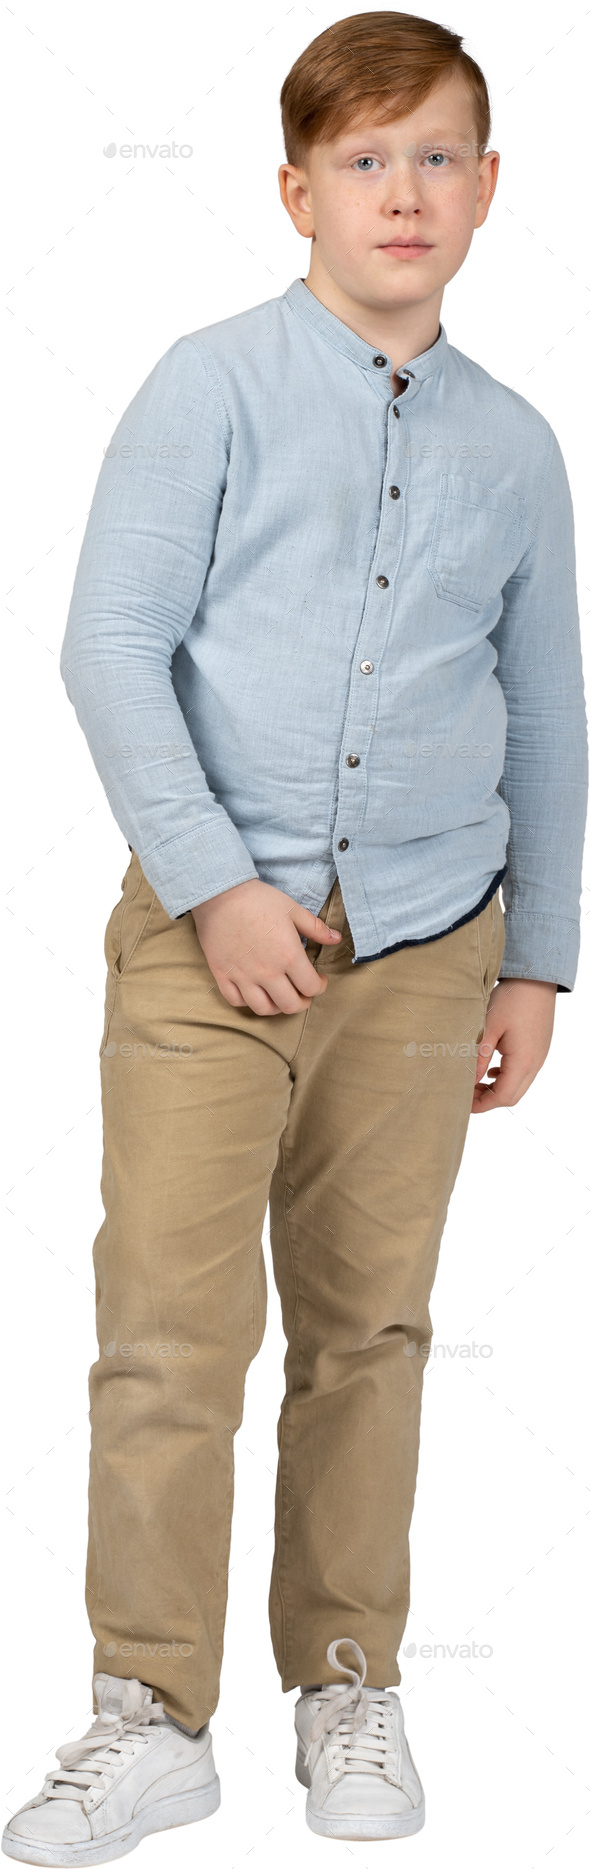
[428,474,524,610]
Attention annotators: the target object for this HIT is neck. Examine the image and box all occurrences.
[303,257,443,393]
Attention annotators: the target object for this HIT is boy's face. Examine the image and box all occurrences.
[279,72,499,318]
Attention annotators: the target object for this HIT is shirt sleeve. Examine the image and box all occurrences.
[59,336,259,917]
[488,426,588,992]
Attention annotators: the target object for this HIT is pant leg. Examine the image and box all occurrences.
[267,880,506,1691]
[87,852,307,1730]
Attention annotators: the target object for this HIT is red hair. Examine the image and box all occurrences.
[280,11,491,168]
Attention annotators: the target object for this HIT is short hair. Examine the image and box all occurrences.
[280,11,491,170]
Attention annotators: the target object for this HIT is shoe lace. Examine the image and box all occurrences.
[42,1682,167,1808]
[303,1638,394,1775]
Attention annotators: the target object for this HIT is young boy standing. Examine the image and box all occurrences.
[5,10,587,1859]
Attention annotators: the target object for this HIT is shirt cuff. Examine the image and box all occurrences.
[499,909,580,993]
[132,820,259,919]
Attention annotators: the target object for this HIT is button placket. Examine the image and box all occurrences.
[333,384,410,863]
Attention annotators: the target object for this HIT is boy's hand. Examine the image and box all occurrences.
[191,878,341,1015]
[472,978,558,1113]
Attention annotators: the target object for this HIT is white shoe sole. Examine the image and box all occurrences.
[1,1778,221,1867]
[296,1741,425,1841]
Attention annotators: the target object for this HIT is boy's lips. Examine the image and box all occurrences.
[378,238,433,256]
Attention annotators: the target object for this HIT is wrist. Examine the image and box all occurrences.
[191,877,260,920]
[498,977,558,992]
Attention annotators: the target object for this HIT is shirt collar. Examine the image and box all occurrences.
[283,276,448,400]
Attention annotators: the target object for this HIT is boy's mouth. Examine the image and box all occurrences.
[377,238,433,257]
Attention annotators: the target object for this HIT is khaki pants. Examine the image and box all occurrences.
[87,851,505,1729]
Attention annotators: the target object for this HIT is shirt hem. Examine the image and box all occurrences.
[351,865,508,964]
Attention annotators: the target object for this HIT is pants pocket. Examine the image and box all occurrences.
[99,852,156,1056]
[111,851,157,979]
[482,888,506,998]
[99,968,118,1059]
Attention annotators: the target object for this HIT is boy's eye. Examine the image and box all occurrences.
[351,150,451,174]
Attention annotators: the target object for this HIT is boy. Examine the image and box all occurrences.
[4,10,587,1859]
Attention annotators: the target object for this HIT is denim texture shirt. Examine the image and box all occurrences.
[60,277,588,989]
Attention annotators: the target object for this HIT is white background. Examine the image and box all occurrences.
[2,2,589,1865]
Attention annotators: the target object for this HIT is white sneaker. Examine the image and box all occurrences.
[2,1673,220,1866]
[294,1638,425,1840]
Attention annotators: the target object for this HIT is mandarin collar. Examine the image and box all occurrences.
[283,276,448,401]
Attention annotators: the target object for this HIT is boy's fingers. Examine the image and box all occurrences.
[297,908,341,944]
[473,1055,536,1110]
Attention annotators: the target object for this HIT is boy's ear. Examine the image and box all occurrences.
[278,163,315,238]
[474,150,500,229]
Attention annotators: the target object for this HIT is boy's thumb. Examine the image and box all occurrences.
[295,906,341,943]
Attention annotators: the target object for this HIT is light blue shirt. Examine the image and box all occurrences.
[61,277,588,989]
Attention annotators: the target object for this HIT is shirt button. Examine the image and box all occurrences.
[360,660,374,674]
[373,354,388,368]
[345,754,360,767]
[393,405,400,418]
[376,574,389,588]
[389,485,401,499]
[338,838,349,851]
